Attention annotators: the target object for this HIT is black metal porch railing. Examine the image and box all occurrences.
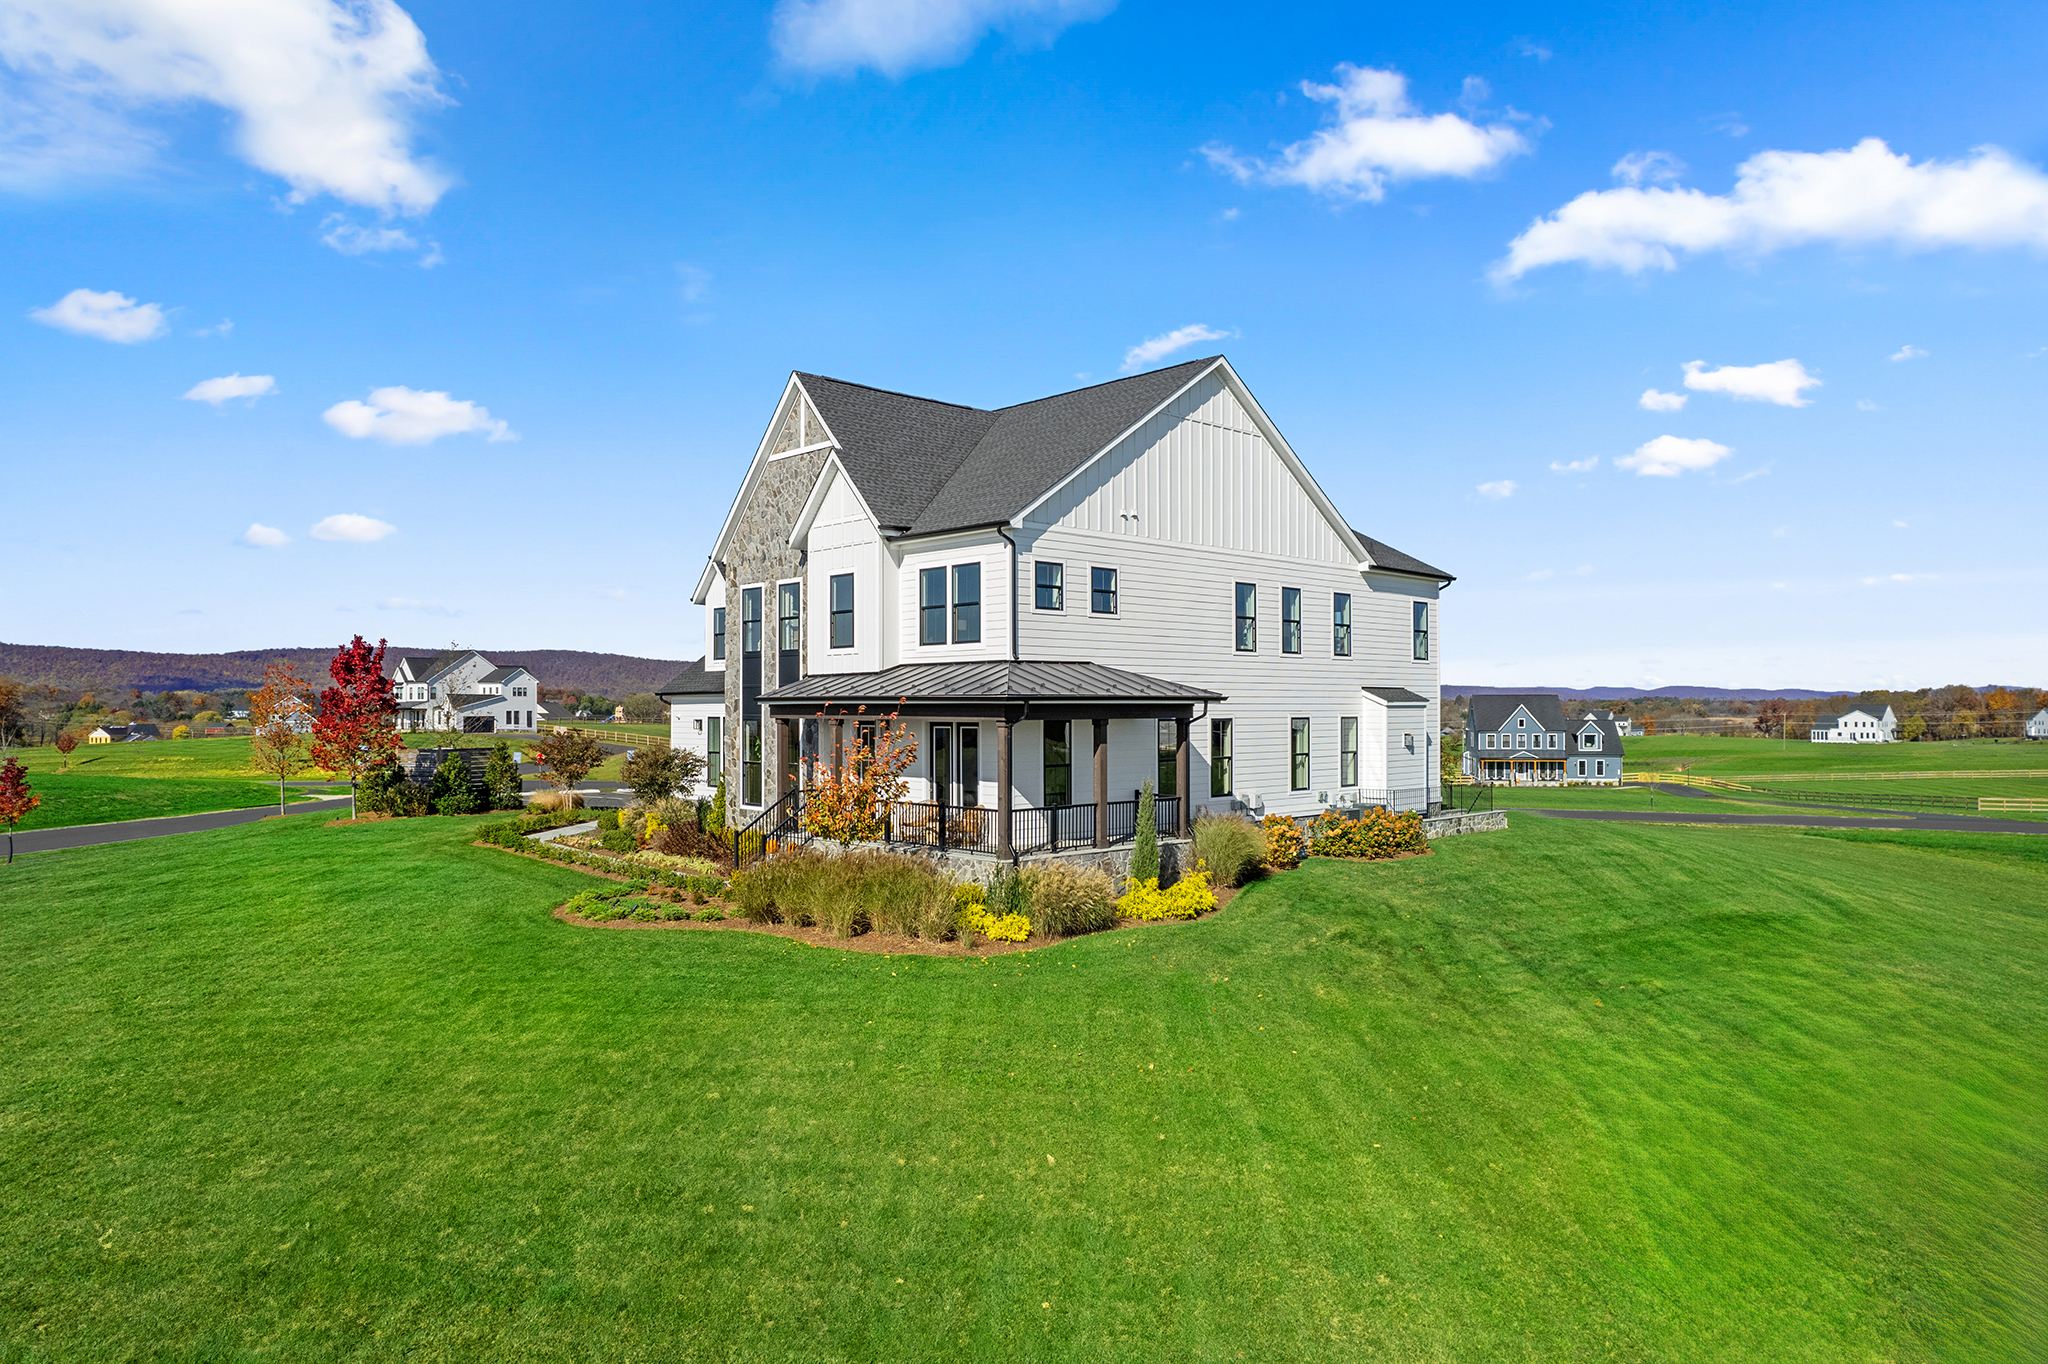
[733,792,1188,863]
[1325,787,1445,816]
[882,801,1003,855]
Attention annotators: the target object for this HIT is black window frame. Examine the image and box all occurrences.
[742,718,762,805]
[1044,719,1072,807]
[919,567,947,646]
[1157,719,1177,797]
[828,573,855,650]
[952,562,981,644]
[1340,715,1358,786]
[1035,561,1063,611]
[1290,717,1311,791]
[1090,566,1117,615]
[1412,601,1429,661]
[1281,586,1301,655]
[1210,718,1233,797]
[712,606,727,661]
[1333,593,1351,656]
[777,581,801,654]
[740,587,762,656]
[1235,582,1256,652]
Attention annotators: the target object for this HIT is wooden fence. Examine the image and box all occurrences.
[547,724,669,750]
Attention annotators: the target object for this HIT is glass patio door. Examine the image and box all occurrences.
[930,724,952,806]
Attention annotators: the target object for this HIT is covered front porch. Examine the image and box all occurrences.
[754,660,1224,861]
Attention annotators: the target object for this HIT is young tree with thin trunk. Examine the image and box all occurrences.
[249,662,314,813]
[312,636,401,821]
[530,726,609,794]
[54,731,79,773]
[800,709,917,847]
[0,755,38,863]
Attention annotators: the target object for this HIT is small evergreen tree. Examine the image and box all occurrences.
[1131,779,1159,883]
[484,740,523,810]
[710,773,727,830]
[429,752,478,815]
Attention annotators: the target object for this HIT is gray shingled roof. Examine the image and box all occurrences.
[1362,686,1431,704]
[1350,531,1454,582]
[759,659,1224,706]
[655,659,721,698]
[1466,693,1570,732]
[477,665,531,684]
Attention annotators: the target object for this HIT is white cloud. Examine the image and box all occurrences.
[1681,358,1820,407]
[1638,389,1687,412]
[1476,479,1517,499]
[241,522,288,547]
[0,0,451,213]
[311,512,396,542]
[322,385,514,444]
[1203,64,1531,203]
[1494,138,2048,280]
[1890,344,1927,362]
[1617,435,1733,477]
[1857,399,1880,411]
[195,317,232,336]
[1612,151,1683,186]
[1892,519,1907,527]
[770,0,1114,77]
[1522,567,1554,581]
[1121,323,1229,372]
[183,372,276,404]
[320,217,414,253]
[28,286,166,342]
[1512,37,1550,62]
[378,595,454,613]
[1860,573,1934,586]
[1549,456,1598,473]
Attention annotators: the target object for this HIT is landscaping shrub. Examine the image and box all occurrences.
[1117,865,1216,921]
[357,763,404,815]
[484,741,523,811]
[957,902,1031,942]
[985,863,1029,921]
[1021,860,1117,936]
[728,848,956,938]
[1262,814,1304,869]
[428,756,478,816]
[1307,807,1428,859]
[598,809,621,831]
[527,789,585,813]
[1131,780,1159,883]
[1192,813,1264,887]
[387,782,429,818]
[600,829,635,853]
[694,907,725,921]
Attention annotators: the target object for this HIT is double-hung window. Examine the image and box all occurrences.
[740,588,762,656]
[1340,715,1359,786]
[1290,718,1311,791]
[706,716,722,780]
[919,568,947,646]
[1412,601,1430,661]
[1281,587,1301,654]
[1091,567,1118,614]
[1210,719,1233,797]
[1235,582,1257,652]
[712,607,727,661]
[829,573,854,649]
[777,582,801,685]
[1035,562,1063,610]
[952,563,981,643]
[1333,593,1351,656]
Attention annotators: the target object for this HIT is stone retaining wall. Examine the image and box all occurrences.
[1421,809,1507,839]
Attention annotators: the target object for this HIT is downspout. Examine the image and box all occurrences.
[996,524,1021,660]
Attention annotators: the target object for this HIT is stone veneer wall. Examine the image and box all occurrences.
[1420,809,1507,838]
[719,441,834,789]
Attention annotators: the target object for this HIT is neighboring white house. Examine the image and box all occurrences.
[389,651,542,734]
[689,355,1453,854]
[656,659,724,797]
[2025,708,2048,739]
[1810,704,1897,743]
[1590,709,1639,738]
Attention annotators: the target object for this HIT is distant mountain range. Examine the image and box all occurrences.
[1447,684,1848,701]
[0,642,691,697]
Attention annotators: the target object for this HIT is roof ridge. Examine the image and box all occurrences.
[988,356,1219,414]
[795,371,989,413]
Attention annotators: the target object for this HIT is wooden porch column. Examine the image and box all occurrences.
[996,719,1014,862]
[1092,717,1109,848]
[1175,718,1191,837]
[827,717,844,777]
[771,717,791,803]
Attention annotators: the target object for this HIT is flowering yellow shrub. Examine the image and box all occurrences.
[956,903,1031,942]
[1117,864,1216,921]
[1262,815,1304,869]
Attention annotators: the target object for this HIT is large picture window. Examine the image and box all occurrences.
[712,606,727,661]
[1333,593,1351,656]
[919,567,946,646]
[829,573,854,649]
[1290,717,1311,791]
[952,563,981,643]
[1281,587,1301,654]
[1341,715,1358,786]
[1235,582,1256,652]
[1412,601,1430,661]
[1044,720,1072,807]
[1035,561,1063,610]
[1210,718,1233,797]
[1090,567,1117,614]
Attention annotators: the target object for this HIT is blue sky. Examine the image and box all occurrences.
[4,0,2044,688]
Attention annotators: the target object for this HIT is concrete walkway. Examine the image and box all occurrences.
[1518,807,2047,835]
[6,795,355,857]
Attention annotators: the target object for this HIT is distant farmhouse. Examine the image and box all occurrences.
[390,650,542,734]
[1464,694,1624,785]
[2027,708,2048,740]
[655,659,722,798]
[1592,708,1639,738]
[1809,704,1897,743]
[87,722,160,744]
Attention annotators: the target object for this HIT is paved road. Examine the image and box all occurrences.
[1518,807,2048,835]
[6,795,355,857]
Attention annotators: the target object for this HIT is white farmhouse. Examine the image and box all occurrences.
[389,650,543,734]
[689,356,1453,855]
[656,659,724,797]
[1809,704,1897,743]
[2025,708,2048,740]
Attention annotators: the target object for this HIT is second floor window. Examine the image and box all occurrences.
[712,607,727,661]
[778,582,801,653]
[1333,593,1351,656]
[1210,718,1233,796]
[740,588,762,655]
[829,574,854,649]
[1091,567,1117,614]
[1281,587,1301,654]
[919,568,946,645]
[1035,561,1063,610]
[1413,601,1430,661]
[952,563,981,643]
[1235,582,1256,651]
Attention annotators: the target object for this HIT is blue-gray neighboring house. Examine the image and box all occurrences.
[1463,693,1623,785]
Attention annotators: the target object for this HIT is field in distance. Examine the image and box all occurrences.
[1621,734,2048,777]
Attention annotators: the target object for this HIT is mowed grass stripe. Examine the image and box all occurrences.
[1,814,2042,1360]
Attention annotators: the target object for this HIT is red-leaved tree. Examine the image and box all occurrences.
[800,708,918,846]
[0,755,39,863]
[312,636,400,820]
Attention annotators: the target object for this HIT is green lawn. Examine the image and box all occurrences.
[1,815,2042,1361]
[1484,785,1894,817]
[1,772,314,831]
[1622,734,2048,776]
[2,736,324,782]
